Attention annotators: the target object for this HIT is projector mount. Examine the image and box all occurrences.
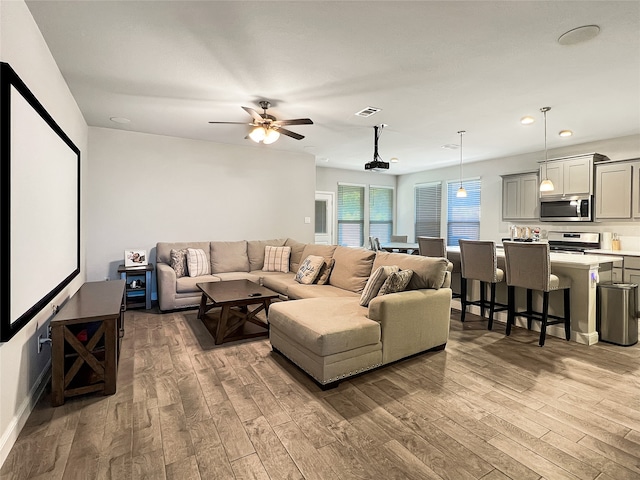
[364,124,390,171]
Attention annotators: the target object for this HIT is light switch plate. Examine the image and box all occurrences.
[304,217,311,224]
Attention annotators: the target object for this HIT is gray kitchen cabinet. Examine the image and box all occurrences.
[502,172,539,220]
[539,154,597,198]
[596,162,632,219]
[633,161,640,219]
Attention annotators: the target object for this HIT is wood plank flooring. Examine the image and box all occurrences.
[2,307,640,479]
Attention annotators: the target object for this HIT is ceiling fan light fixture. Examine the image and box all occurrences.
[263,129,280,145]
[249,126,266,143]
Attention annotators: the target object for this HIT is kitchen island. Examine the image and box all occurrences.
[447,246,623,345]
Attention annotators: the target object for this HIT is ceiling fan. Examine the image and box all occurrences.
[209,101,313,144]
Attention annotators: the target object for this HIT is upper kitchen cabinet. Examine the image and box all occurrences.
[539,154,605,198]
[633,160,640,219]
[502,171,539,220]
[595,161,632,219]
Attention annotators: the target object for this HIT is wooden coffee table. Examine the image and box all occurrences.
[196,279,279,345]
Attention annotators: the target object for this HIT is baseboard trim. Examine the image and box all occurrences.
[0,361,51,468]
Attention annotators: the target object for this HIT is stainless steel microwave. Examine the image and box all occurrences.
[539,196,592,222]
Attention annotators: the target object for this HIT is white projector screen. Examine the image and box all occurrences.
[1,62,80,342]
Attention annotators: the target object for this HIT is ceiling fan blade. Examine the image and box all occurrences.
[276,127,305,140]
[208,121,251,124]
[273,118,314,126]
[242,106,265,123]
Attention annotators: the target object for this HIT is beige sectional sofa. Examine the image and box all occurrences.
[156,238,453,387]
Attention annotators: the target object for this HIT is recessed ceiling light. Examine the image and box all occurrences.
[559,130,573,137]
[558,25,600,46]
[390,157,399,163]
[520,116,535,125]
[110,116,131,124]
[441,144,459,150]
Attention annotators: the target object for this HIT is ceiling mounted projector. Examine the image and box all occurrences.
[364,124,390,172]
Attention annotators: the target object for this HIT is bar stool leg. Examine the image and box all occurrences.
[526,289,533,330]
[480,281,486,318]
[506,286,515,336]
[539,291,549,346]
[460,277,467,322]
[564,288,571,341]
[488,282,496,331]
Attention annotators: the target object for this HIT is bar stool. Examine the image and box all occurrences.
[458,240,507,329]
[417,236,446,257]
[503,241,571,346]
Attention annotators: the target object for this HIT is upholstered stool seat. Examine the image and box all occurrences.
[503,241,571,346]
[459,240,507,329]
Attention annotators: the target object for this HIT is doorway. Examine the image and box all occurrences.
[314,191,334,244]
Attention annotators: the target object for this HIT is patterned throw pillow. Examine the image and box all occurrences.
[315,259,336,285]
[187,248,210,277]
[263,245,291,273]
[295,255,325,284]
[170,248,189,278]
[378,269,413,296]
[359,265,400,306]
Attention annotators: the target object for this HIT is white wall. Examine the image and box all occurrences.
[0,0,88,467]
[397,134,640,244]
[87,127,316,295]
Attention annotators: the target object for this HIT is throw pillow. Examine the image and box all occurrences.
[315,258,336,285]
[263,245,291,273]
[170,248,188,278]
[378,269,414,296]
[295,255,325,284]
[187,248,210,277]
[359,265,400,306]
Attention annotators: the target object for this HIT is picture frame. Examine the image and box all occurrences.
[124,249,148,267]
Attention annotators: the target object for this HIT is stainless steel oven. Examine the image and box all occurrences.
[540,196,592,222]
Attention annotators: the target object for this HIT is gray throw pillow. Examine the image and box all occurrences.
[170,248,188,278]
[378,269,413,296]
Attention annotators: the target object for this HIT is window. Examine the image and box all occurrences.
[337,184,364,247]
[447,179,481,247]
[369,186,393,244]
[415,182,442,238]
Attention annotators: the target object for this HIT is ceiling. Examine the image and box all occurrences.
[25,1,640,174]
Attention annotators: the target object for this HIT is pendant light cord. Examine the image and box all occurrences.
[458,130,465,187]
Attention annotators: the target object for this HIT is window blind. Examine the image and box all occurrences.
[337,184,364,247]
[414,182,442,238]
[369,186,393,244]
[447,179,481,247]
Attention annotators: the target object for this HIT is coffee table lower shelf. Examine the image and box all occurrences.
[200,309,269,344]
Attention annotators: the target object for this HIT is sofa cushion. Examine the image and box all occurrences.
[315,258,335,285]
[187,248,210,277]
[261,272,297,296]
[378,269,413,296]
[372,251,449,290]
[268,297,380,357]
[300,244,336,263]
[170,248,188,278]
[285,238,307,272]
[210,241,250,273]
[247,238,287,271]
[295,255,325,284]
[329,246,376,293]
[157,241,211,265]
[263,245,291,273]
[176,274,219,293]
[288,283,359,300]
[359,265,399,306]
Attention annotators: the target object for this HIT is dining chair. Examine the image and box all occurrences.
[417,236,446,257]
[390,235,408,242]
[458,239,507,329]
[368,236,379,251]
[503,241,571,346]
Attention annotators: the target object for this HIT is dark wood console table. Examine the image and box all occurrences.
[50,280,125,406]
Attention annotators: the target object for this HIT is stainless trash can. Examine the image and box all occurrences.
[597,283,638,346]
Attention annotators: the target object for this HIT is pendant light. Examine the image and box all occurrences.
[456,130,467,198]
[539,107,555,192]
